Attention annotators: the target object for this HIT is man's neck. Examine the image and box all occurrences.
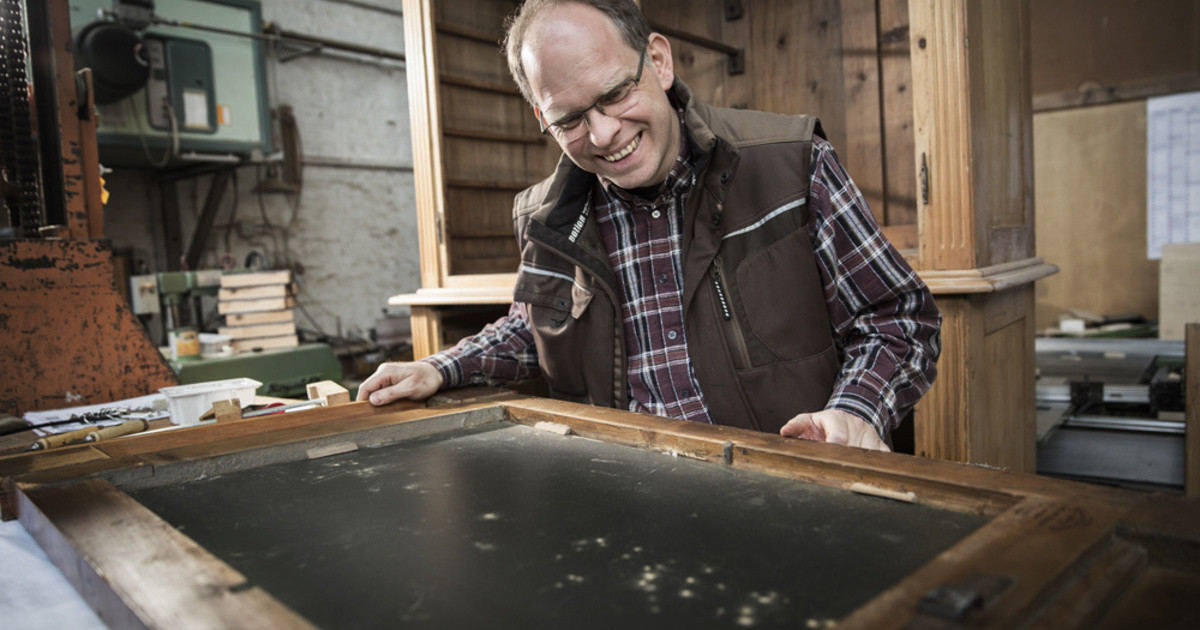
[625,182,665,201]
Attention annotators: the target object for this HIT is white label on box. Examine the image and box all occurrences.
[183,89,210,130]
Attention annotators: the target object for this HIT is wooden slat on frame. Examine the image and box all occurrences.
[18,479,317,629]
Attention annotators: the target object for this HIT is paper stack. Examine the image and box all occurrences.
[217,270,298,352]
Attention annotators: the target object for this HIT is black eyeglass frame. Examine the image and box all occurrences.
[536,49,648,136]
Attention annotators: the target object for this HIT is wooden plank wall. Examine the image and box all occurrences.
[1031,0,1200,112]
[642,0,918,247]
[434,0,559,277]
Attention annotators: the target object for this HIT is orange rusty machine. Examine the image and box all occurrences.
[0,0,178,417]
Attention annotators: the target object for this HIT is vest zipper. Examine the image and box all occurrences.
[712,257,752,370]
[712,270,732,321]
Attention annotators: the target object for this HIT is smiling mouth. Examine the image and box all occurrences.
[602,133,641,162]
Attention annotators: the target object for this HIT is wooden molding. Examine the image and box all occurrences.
[389,284,515,307]
[1034,76,1200,113]
[918,257,1058,294]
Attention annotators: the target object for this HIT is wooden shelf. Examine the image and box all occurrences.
[445,178,538,191]
[443,127,545,145]
[435,22,500,45]
[438,73,522,96]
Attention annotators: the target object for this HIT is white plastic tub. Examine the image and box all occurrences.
[158,378,261,426]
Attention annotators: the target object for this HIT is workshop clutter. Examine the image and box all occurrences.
[216,270,299,353]
[159,378,261,426]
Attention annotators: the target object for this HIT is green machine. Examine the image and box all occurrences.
[171,344,343,400]
[69,0,272,166]
[142,270,343,399]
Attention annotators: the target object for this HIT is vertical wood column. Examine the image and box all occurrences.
[401,0,450,354]
[403,0,449,290]
[409,306,443,360]
[909,0,1052,471]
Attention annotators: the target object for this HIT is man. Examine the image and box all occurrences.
[358,0,940,452]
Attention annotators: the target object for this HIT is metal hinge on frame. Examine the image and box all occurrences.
[905,572,1013,629]
[920,152,929,205]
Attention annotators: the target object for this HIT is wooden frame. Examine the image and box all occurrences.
[3,392,1200,628]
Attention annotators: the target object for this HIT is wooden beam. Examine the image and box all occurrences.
[443,127,546,145]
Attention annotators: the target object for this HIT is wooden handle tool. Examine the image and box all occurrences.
[85,419,150,442]
[30,426,99,451]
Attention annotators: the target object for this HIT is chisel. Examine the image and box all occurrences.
[84,419,149,442]
[29,426,100,451]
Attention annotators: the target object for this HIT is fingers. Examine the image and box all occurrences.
[780,409,891,452]
[356,362,443,406]
[780,415,824,441]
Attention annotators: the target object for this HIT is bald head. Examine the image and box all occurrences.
[503,0,652,106]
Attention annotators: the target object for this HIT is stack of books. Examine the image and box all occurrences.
[216,271,298,353]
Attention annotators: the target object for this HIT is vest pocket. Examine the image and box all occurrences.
[734,229,832,362]
[733,342,840,433]
[522,282,596,398]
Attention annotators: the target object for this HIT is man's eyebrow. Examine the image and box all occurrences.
[545,61,638,120]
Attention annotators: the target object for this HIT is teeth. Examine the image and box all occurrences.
[603,134,640,162]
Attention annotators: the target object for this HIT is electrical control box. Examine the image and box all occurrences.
[69,0,271,167]
[128,274,162,314]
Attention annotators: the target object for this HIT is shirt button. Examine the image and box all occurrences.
[667,330,678,340]
[658,273,669,283]
[651,209,662,219]
[682,389,692,398]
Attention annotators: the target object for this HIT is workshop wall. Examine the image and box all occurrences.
[103,0,417,343]
[1030,0,1200,330]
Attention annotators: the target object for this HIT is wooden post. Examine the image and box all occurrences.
[908,0,1056,471]
[36,0,104,239]
[402,0,449,290]
[1187,323,1199,498]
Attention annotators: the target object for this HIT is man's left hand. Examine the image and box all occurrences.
[780,409,890,452]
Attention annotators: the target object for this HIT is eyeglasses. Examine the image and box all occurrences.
[537,49,646,140]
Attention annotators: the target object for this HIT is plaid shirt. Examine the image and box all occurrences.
[591,126,712,423]
[424,130,938,436]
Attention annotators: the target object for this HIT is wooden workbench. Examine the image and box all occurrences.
[2,390,1198,628]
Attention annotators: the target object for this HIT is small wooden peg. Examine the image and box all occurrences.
[306,381,350,406]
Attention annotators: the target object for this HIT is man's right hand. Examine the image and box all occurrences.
[356,361,444,406]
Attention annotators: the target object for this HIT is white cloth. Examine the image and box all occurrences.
[0,519,107,629]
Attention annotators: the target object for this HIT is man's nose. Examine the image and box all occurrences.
[585,108,621,147]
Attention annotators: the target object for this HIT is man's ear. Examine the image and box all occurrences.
[646,32,674,90]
